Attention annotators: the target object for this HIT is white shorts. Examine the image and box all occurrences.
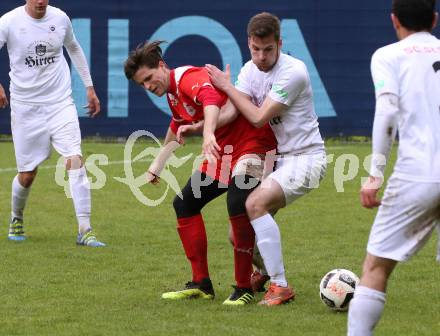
[367,176,440,262]
[268,150,327,205]
[11,98,82,172]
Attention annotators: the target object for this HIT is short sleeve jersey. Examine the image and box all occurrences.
[167,66,226,128]
[0,6,76,104]
[235,53,324,154]
[371,32,440,182]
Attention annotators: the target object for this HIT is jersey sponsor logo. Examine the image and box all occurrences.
[404,45,440,54]
[270,116,282,126]
[25,56,56,68]
[25,41,56,68]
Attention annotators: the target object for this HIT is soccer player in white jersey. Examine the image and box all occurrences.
[206,12,327,305]
[347,0,440,334]
[0,0,105,247]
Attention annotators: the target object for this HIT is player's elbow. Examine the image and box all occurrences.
[251,117,266,128]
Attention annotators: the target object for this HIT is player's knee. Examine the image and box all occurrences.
[172,195,186,218]
[227,188,247,216]
[361,254,396,289]
[173,194,200,218]
[245,193,266,219]
[228,175,256,216]
[18,171,37,188]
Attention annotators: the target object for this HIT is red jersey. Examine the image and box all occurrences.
[167,66,276,184]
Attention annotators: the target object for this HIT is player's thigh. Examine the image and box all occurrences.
[10,100,51,171]
[269,151,327,205]
[368,177,440,262]
[47,99,82,158]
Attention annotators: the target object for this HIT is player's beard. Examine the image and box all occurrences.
[256,45,280,72]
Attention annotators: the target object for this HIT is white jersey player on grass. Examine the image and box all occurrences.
[207,12,327,306]
[348,0,440,335]
[0,0,105,247]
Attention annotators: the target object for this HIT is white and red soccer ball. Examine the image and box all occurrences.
[319,268,360,311]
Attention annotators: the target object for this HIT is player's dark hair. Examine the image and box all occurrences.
[247,12,281,41]
[392,0,436,31]
[124,40,166,80]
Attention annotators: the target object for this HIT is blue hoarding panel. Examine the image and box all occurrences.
[1,0,438,138]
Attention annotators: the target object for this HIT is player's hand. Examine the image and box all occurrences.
[202,133,221,163]
[84,86,101,118]
[205,64,232,92]
[176,124,197,144]
[0,84,9,109]
[146,171,161,185]
[360,176,383,209]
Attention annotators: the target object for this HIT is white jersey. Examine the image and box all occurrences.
[0,5,86,104]
[235,53,324,154]
[371,32,440,182]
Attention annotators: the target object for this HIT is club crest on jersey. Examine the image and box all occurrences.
[50,25,56,32]
[35,44,47,56]
[183,103,197,116]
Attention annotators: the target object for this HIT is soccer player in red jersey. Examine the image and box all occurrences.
[124,40,276,305]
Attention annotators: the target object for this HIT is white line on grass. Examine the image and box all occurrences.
[0,158,153,173]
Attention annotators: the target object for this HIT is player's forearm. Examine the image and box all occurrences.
[370,93,398,178]
[163,127,178,145]
[203,105,220,138]
[188,102,237,132]
[217,100,238,128]
[223,84,266,127]
[65,40,93,88]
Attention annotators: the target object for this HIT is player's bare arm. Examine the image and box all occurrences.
[177,99,240,142]
[0,83,8,108]
[146,126,181,185]
[202,105,221,162]
[206,64,286,127]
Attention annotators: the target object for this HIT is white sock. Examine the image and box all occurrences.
[347,285,386,336]
[11,175,31,219]
[250,214,287,287]
[68,167,91,234]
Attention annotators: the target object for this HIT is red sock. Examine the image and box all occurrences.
[177,214,209,282]
[230,214,255,289]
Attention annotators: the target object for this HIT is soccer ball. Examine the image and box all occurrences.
[319,268,360,311]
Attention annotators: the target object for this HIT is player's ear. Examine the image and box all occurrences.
[390,13,400,31]
[278,38,282,50]
[432,12,439,31]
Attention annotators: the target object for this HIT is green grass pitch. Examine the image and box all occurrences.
[0,140,438,336]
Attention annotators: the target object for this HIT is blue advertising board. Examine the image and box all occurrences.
[0,1,438,137]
